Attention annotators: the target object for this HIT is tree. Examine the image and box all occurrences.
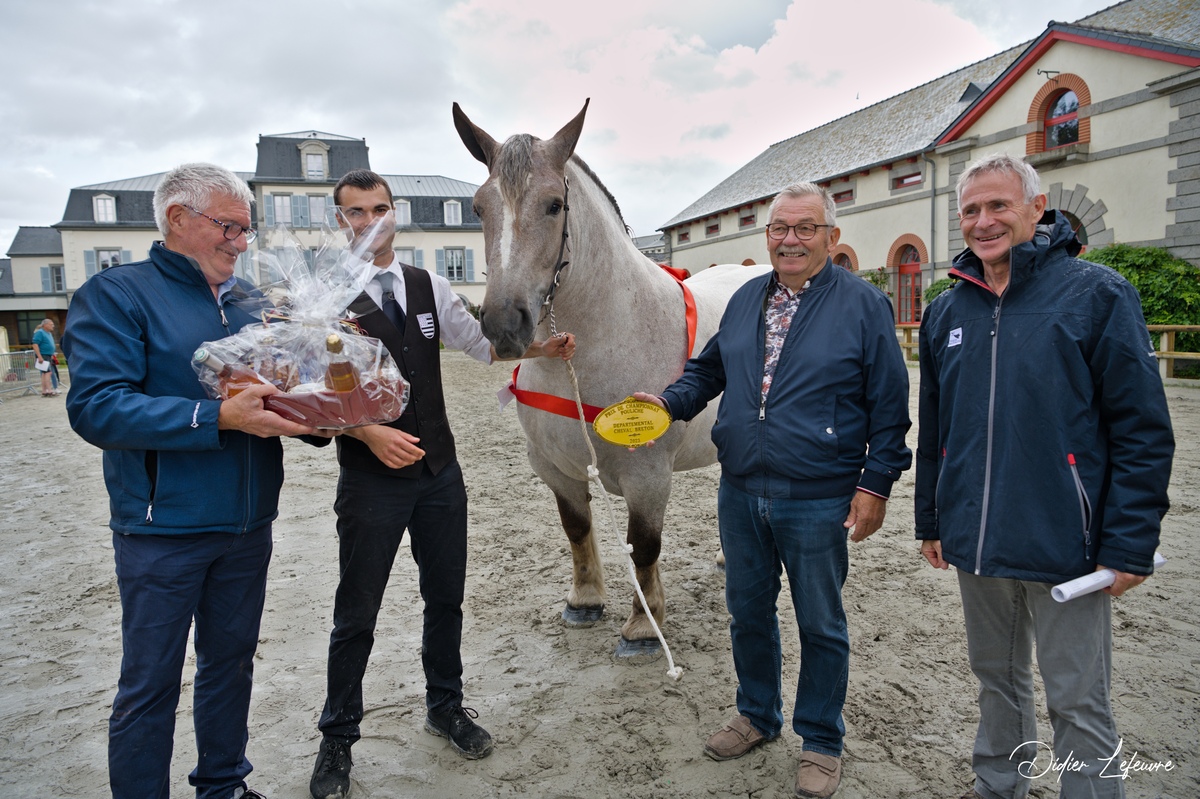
[1081,244,1200,374]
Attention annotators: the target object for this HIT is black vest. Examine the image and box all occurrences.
[335,265,455,478]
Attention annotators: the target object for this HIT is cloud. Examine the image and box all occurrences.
[682,124,732,143]
[1,0,1111,250]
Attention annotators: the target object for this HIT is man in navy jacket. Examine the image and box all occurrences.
[64,163,319,799]
[916,153,1174,799]
[637,182,911,798]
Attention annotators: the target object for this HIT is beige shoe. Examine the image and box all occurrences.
[703,715,766,761]
[794,751,842,798]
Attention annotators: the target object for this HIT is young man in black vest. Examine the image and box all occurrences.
[310,170,574,799]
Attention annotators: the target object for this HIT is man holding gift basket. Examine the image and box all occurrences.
[63,163,321,799]
[309,169,574,799]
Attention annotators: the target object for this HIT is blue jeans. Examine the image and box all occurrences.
[109,526,272,799]
[718,480,851,756]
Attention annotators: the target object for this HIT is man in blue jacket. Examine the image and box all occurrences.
[63,163,320,799]
[636,182,911,798]
[916,153,1174,799]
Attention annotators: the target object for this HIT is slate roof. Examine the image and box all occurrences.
[7,226,63,256]
[386,176,480,199]
[58,188,158,227]
[254,133,371,180]
[661,0,1200,230]
[0,259,13,296]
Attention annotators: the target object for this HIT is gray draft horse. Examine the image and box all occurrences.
[454,100,768,656]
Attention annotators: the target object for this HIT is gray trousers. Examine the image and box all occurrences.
[958,570,1123,799]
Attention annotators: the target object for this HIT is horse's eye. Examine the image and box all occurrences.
[548,201,562,216]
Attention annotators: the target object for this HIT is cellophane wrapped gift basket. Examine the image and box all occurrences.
[192,214,409,429]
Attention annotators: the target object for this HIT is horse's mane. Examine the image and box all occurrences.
[496,133,629,234]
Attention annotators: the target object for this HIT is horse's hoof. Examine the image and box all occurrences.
[562,603,604,627]
[614,636,663,662]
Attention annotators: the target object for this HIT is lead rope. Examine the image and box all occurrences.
[547,297,684,682]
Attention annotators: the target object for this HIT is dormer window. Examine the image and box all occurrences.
[396,199,412,226]
[93,194,116,223]
[297,140,331,181]
[306,154,325,180]
[443,200,462,226]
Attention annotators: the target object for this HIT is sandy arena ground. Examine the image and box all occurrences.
[1,354,1197,798]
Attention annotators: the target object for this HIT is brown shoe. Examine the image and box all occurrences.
[703,715,766,761]
[794,751,842,798]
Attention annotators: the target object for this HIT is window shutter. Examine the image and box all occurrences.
[435,249,445,278]
[41,266,51,292]
[121,250,132,265]
[293,195,309,228]
[84,251,97,278]
[265,195,275,227]
[465,249,475,282]
[414,249,424,270]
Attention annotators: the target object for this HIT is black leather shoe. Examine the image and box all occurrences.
[310,738,352,799]
[425,705,494,759]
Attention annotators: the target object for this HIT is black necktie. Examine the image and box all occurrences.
[378,272,406,333]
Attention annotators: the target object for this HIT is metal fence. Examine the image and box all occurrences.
[0,349,45,402]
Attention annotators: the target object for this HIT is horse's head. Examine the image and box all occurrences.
[453,100,589,358]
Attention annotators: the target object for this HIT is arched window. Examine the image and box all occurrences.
[833,254,853,271]
[887,237,927,325]
[1026,75,1091,156]
[1045,90,1079,149]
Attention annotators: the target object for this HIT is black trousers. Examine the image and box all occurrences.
[318,460,468,744]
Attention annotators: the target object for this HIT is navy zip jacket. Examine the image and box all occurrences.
[661,259,911,500]
[915,211,1174,582]
[63,242,285,535]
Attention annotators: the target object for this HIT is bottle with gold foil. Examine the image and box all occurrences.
[192,348,269,397]
[324,333,360,393]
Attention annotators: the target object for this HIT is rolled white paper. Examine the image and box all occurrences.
[1051,552,1166,602]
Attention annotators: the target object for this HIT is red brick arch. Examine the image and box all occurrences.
[1026,73,1091,155]
[886,234,928,267]
[830,243,859,272]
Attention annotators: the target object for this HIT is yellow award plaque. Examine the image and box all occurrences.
[593,398,673,448]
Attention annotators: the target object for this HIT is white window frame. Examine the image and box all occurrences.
[309,195,329,229]
[396,199,412,226]
[443,247,466,281]
[97,248,122,270]
[93,194,116,223]
[395,247,416,266]
[443,200,462,226]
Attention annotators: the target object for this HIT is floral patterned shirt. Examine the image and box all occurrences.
[761,276,810,401]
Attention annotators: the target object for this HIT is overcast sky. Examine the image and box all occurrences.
[1,0,1115,251]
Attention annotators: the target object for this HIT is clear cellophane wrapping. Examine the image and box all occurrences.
[191,214,410,429]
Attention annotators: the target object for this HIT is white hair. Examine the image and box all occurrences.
[767,182,836,228]
[153,162,253,237]
[956,153,1042,207]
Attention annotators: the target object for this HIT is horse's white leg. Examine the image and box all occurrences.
[551,481,606,626]
[614,478,669,651]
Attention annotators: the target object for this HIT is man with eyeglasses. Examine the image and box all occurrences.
[634,182,911,798]
[63,162,320,799]
[308,169,574,799]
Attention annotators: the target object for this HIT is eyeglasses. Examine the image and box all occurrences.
[185,205,258,244]
[766,223,832,241]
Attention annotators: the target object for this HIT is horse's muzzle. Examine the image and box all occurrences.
[479,302,534,360]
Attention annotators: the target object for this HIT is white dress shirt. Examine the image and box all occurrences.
[364,253,492,364]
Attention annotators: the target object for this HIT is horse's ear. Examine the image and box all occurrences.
[546,98,590,169]
[453,102,499,168]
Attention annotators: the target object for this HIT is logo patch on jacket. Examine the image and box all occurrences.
[949,327,962,348]
[417,312,435,339]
